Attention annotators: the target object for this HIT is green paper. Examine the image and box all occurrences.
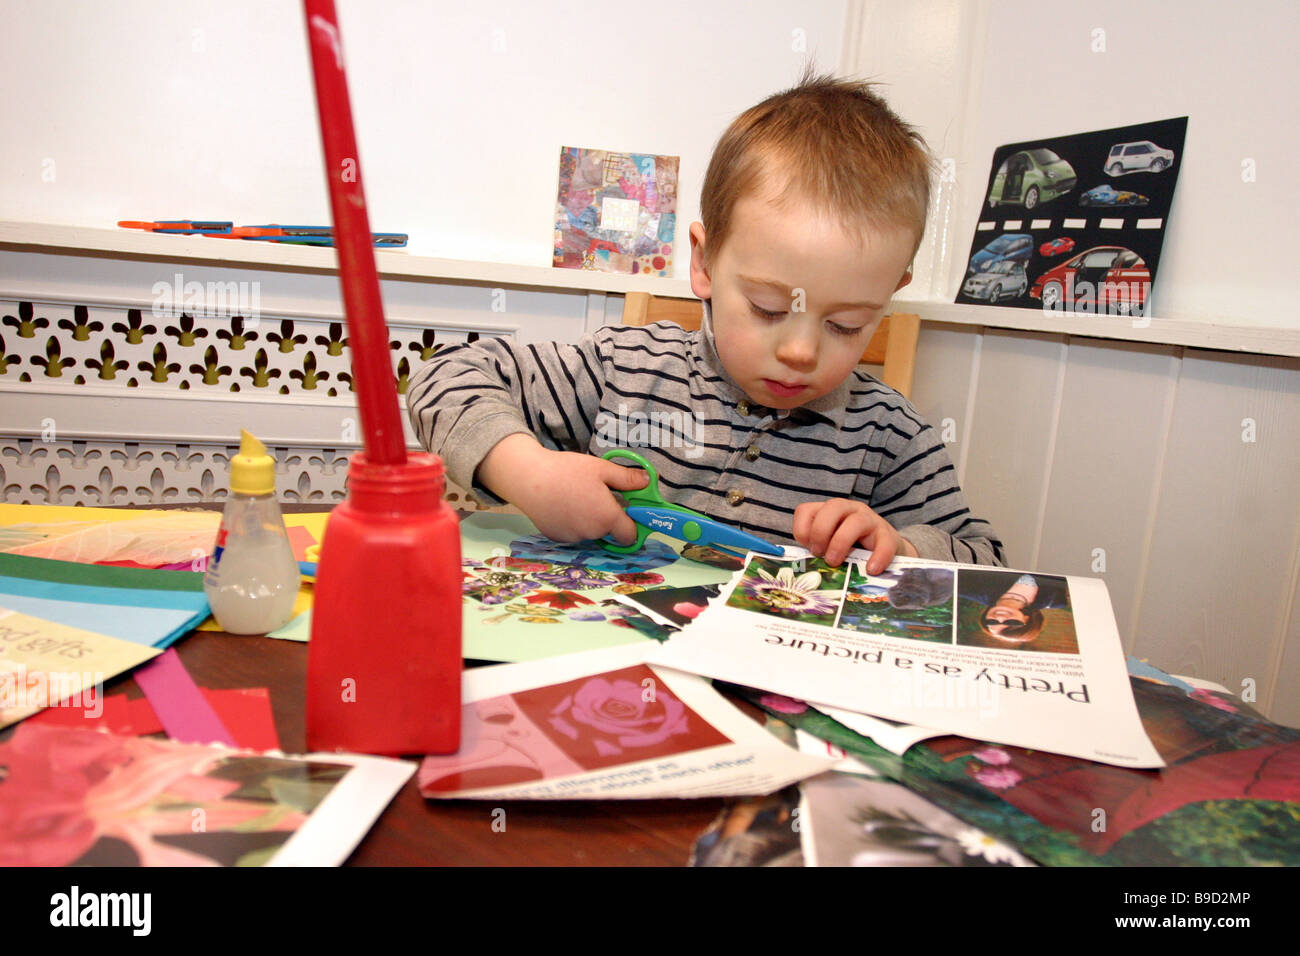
[459,512,734,663]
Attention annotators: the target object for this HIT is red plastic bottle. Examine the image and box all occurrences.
[306,452,461,755]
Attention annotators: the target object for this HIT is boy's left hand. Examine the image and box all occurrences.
[792,498,918,574]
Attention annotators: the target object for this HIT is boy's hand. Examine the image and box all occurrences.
[792,498,918,573]
[476,434,648,545]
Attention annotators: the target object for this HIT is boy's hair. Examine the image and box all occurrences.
[700,68,934,267]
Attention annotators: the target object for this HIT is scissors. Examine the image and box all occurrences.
[600,449,784,557]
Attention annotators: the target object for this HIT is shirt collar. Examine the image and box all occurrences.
[694,300,851,430]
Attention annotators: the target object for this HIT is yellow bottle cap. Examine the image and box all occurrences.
[229,430,277,496]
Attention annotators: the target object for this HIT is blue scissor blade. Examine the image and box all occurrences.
[697,519,784,557]
[625,506,783,557]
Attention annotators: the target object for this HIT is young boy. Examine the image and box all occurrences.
[407,73,1005,574]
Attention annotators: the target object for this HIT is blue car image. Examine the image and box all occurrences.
[1079,184,1149,206]
[968,233,1033,274]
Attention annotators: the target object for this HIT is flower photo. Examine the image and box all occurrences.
[725,556,847,625]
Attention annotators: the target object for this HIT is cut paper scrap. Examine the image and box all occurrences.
[0,607,161,728]
[28,687,281,751]
[0,722,412,867]
[133,648,236,747]
[0,552,208,648]
[268,609,312,642]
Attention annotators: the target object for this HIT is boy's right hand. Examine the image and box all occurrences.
[475,433,648,545]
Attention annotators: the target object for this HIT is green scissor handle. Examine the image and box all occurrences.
[600,448,709,553]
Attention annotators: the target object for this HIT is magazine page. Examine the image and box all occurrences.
[650,551,1163,768]
[416,644,837,800]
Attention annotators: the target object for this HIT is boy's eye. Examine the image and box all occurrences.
[827,321,864,337]
[748,300,785,319]
[748,302,785,320]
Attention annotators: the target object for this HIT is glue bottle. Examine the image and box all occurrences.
[203,430,300,634]
[306,451,462,756]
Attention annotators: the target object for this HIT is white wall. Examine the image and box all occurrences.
[0,0,845,272]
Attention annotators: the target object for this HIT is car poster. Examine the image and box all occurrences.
[956,117,1187,322]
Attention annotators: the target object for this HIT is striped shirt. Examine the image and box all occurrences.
[406,318,1005,565]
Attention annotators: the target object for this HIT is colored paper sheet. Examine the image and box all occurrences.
[0,608,161,728]
[0,552,208,648]
[27,693,163,735]
[133,648,236,746]
[0,505,328,635]
[459,512,735,663]
[0,722,412,866]
[201,688,280,751]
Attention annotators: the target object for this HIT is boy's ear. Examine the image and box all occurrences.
[894,267,914,292]
[688,222,712,301]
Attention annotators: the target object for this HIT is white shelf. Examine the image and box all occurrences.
[899,300,1300,358]
[3,221,1297,357]
[0,220,694,298]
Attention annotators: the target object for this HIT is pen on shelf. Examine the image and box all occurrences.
[119,221,407,247]
[118,220,233,234]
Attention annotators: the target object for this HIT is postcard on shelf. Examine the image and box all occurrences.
[649,552,1164,768]
[553,146,678,276]
[0,607,161,728]
[417,644,836,801]
[0,721,413,867]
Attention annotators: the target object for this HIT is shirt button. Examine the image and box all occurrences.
[726,488,745,506]
[737,400,750,416]
[744,445,760,461]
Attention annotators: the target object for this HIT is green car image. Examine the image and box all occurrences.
[986,148,1077,210]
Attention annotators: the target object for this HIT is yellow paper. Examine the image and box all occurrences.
[0,607,162,728]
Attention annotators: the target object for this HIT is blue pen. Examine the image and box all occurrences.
[599,449,784,557]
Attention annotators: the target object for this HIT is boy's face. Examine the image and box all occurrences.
[689,184,915,410]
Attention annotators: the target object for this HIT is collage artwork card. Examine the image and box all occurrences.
[553,146,679,276]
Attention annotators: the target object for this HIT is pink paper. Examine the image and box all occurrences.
[133,649,237,746]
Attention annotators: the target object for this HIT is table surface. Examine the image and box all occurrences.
[92,502,727,866]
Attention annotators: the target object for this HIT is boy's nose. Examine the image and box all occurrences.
[775,324,818,370]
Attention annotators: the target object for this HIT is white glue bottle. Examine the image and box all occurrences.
[203,430,300,634]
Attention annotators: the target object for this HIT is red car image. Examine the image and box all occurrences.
[1029,246,1150,315]
[1039,237,1076,257]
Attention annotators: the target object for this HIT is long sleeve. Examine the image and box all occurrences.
[864,423,1006,567]
[405,332,610,502]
